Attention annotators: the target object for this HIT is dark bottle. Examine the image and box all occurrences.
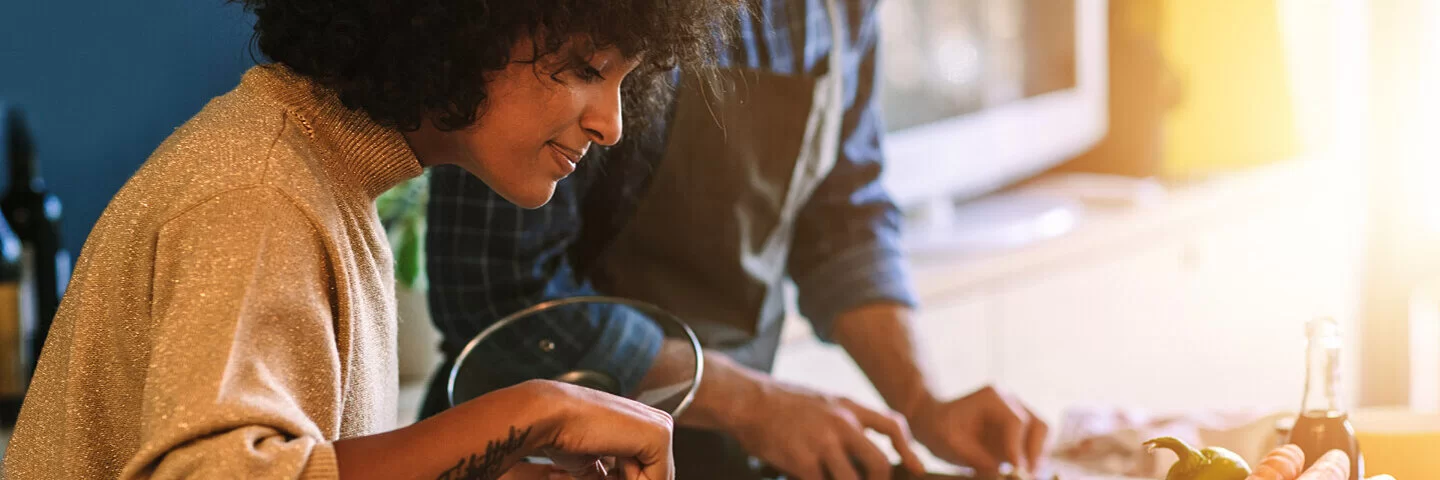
[0,211,35,427]
[1286,317,1363,480]
[2,107,70,371]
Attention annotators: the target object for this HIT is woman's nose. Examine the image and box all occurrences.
[580,87,624,146]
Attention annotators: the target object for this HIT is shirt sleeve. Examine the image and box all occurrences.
[788,3,919,342]
[121,187,341,479]
[426,165,662,396]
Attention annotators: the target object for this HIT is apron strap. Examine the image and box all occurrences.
[776,0,849,219]
[825,0,845,96]
[821,0,846,172]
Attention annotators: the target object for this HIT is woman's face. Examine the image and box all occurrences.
[405,37,640,209]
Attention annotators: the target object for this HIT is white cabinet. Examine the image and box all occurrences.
[1177,208,1317,414]
[772,160,1366,425]
[992,242,1190,422]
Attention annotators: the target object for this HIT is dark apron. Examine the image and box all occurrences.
[589,1,847,476]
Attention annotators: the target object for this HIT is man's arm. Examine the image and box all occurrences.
[830,305,934,421]
[784,0,922,403]
[426,165,663,396]
[787,3,1047,475]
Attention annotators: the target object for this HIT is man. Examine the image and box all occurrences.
[423,1,1049,479]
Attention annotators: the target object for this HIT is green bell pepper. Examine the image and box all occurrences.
[1144,436,1251,480]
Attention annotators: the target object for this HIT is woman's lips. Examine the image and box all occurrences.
[546,142,583,176]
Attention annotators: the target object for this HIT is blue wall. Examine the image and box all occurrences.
[0,1,257,256]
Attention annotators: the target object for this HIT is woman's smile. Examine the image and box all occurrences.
[546,141,585,177]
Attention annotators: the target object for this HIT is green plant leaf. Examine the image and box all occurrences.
[394,216,423,289]
[376,173,429,290]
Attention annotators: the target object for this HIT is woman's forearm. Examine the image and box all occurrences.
[334,382,560,480]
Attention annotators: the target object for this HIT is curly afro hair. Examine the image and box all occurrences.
[234,0,738,135]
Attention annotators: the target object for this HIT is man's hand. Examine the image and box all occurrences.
[728,380,927,480]
[647,337,925,479]
[829,304,1050,476]
[906,386,1048,476]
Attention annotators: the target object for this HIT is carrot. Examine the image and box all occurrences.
[1296,449,1350,480]
[1245,444,1306,480]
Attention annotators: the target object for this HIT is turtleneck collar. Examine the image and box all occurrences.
[242,64,424,199]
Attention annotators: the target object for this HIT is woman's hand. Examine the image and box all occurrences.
[334,379,674,480]
[497,462,568,479]
[532,380,676,479]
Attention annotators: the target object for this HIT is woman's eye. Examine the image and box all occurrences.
[575,66,605,82]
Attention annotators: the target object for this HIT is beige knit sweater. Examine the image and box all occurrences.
[3,65,423,479]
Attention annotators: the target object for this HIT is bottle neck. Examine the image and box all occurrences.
[4,107,41,194]
[8,154,37,194]
[1300,322,1345,414]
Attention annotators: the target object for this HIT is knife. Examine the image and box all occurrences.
[761,462,1058,479]
[758,464,975,479]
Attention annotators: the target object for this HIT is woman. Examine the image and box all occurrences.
[2,0,733,478]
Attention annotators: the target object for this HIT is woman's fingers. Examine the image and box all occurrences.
[498,462,565,479]
[546,451,607,479]
[543,382,675,479]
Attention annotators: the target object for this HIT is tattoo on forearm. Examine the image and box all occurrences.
[435,425,533,480]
